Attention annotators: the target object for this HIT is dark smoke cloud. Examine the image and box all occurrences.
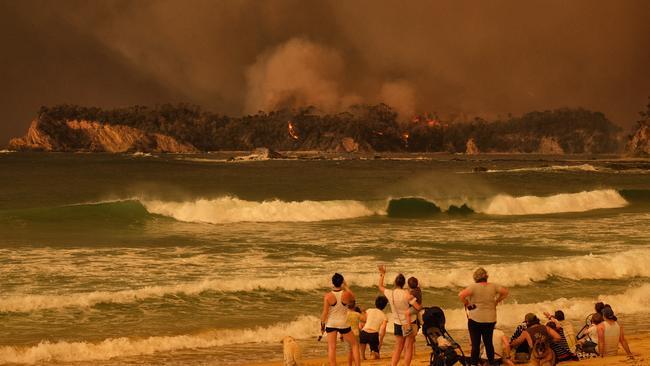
[1,0,649,145]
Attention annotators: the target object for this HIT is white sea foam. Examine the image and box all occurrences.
[142,197,375,223]
[487,164,600,173]
[3,249,650,312]
[0,149,15,154]
[0,315,319,364]
[477,189,627,215]
[444,284,650,330]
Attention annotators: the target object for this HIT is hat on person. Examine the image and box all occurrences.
[602,307,616,320]
[525,313,539,325]
[473,267,488,282]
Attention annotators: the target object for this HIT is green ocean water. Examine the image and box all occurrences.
[1,152,650,365]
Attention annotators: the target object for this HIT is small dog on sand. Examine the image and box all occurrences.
[281,336,302,366]
[529,337,555,366]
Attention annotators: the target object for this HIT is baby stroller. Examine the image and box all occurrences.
[422,306,467,366]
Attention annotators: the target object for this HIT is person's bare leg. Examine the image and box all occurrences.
[342,332,361,366]
[403,334,415,366]
[327,331,338,366]
[360,343,367,360]
[391,335,405,366]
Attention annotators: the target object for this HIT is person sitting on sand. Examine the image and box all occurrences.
[545,321,579,362]
[510,316,530,362]
[544,310,576,353]
[597,307,633,358]
[320,273,360,366]
[480,327,514,366]
[576,313,602,357]
[359,295,388,360]
[510,313,562,352]
[378,265,421,366]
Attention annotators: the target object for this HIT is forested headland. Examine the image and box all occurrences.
[9,103,624,154]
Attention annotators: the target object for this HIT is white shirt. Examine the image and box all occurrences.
[384,288,415,325]
[362,308,387,333]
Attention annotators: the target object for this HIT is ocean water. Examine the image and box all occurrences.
[1,152,650,365]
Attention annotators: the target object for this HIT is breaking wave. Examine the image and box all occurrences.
[479,189,628,215]
[386,189,628,217]
[486,164,601,173]
[3,249,650,312]
[142,197,376,223]
[0,315,319,364]
[1,284,648,363]
[0,188,640,227]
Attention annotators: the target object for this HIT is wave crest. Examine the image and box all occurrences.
[479,189,627,215]
[3,249,650,312]
[142,197,375,223]
[0,316,318,364]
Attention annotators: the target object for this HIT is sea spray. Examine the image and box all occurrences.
[142,197,375,223]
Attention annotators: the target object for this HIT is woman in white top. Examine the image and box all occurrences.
[320,273,360,366]
[378,265,421,366]
[597,307,632,358]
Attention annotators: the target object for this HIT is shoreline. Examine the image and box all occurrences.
[244,332,650,366]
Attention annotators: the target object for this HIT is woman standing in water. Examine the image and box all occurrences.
[321,273,360,366]
[459,268,508,366]
[378,265,421,366]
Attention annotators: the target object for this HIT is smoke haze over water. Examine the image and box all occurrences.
[1,0,649,145]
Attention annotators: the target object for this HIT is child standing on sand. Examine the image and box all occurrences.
[345,304,362,366]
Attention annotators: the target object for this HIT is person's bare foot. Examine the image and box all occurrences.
[372,351,380,359]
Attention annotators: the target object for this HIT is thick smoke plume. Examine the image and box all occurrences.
[1,0,649,144]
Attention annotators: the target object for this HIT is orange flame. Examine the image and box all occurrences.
[402,132,410,140]
[287,121,299,140]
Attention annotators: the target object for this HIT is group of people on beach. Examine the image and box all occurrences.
[320,267,634,366]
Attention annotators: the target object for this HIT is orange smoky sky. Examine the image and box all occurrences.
[1,0,649,145]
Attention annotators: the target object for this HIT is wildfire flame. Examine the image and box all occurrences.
[287,121,299,140]
[402,132,409,141]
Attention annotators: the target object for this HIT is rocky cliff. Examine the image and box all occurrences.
[9,119,197,153]
[627,120,650,156]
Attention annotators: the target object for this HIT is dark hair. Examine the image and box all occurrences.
[594,302,605,314]
[407,277,419,289]
[395,274,406,288]
[591,313,604,325]
[375,295,388,310]
[332,273,344,287]
[347,299,357,310]
[554,310,565,321]
[354,306,361,313]
[526,315,540,326]
[546,321,557,330]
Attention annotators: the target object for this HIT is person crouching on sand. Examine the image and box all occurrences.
[459,267,508,366]
[321,273,360,366]
[359,295,388,360]
[378,265,421,366]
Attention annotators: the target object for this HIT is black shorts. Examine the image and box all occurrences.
[394,322,418,336]
[359,330,380,352]
[325,327,352,334]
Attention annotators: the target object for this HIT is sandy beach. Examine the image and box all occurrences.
[245,333,650,366]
